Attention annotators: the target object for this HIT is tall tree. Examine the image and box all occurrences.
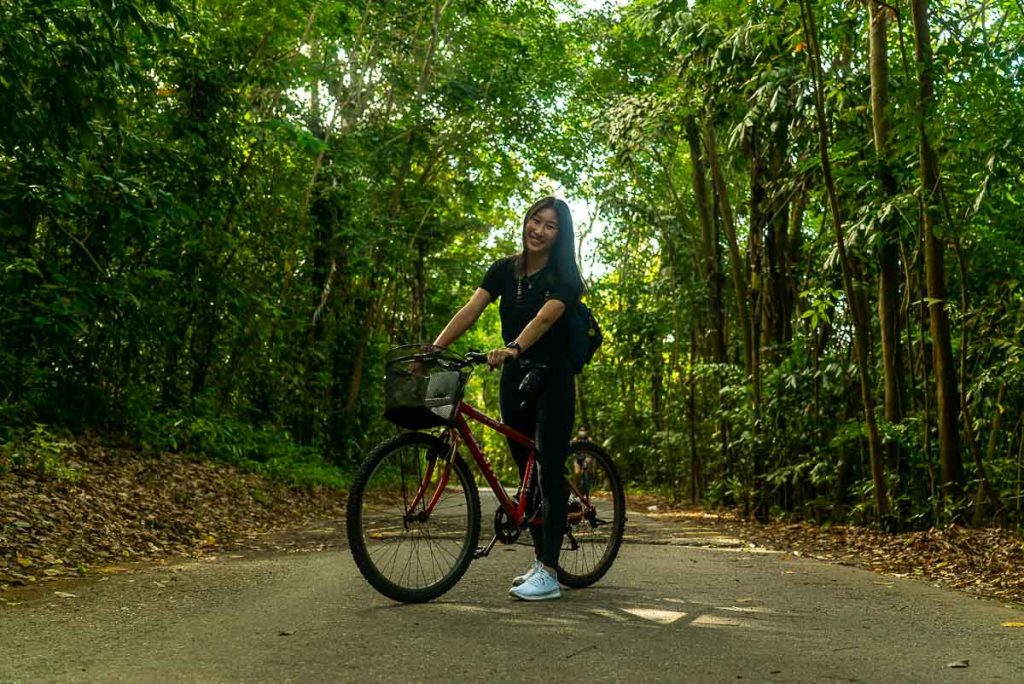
[909,0,965,504]
[800,0,891,521]
[868,0,905,479]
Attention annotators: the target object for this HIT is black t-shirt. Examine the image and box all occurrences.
[480,256,581,364]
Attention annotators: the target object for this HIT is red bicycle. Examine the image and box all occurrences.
[346,344,626,603]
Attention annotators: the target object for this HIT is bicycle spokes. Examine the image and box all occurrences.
[348,434,481,601]
[557,442,626,588]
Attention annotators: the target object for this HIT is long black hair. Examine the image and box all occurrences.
[519,196,585,296]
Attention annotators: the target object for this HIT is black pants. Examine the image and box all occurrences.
[499,359,575,569]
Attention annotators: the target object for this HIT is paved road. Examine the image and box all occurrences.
[3,512,1023,683]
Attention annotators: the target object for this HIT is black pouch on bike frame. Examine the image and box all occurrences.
[516,363,547,411]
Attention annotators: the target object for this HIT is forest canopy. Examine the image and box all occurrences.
[2,0,1022,528]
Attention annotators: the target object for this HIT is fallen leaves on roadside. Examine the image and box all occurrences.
[716,518,1024,604]
[1,440,348,588]
[624,502,1024,606]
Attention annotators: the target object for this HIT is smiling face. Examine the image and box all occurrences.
[523,206,559,260]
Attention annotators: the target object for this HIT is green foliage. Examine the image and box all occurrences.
[0,0,588,479]
[1,0,1022,526]
[1,425,82,482]
[128,402,348,489]
[570,0,1024,527]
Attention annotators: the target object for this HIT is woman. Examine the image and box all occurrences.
[432,196,583,601]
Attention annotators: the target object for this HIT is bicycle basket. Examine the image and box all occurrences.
[383,345,469,430]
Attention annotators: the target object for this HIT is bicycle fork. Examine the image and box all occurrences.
[404,430,460,525]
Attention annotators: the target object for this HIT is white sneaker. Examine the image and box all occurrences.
[509,566,561,601]
[511,559,544,588]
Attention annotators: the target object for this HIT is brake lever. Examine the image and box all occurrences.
[464,350,489,365]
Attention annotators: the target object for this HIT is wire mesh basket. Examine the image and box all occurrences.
[383,345,469,430]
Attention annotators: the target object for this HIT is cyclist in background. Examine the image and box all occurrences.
[432,196,584,601]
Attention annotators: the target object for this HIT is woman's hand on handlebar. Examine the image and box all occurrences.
[486,348,517,370]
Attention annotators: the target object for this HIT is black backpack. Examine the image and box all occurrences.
[548,199,602,373]
[567,299,602,374]
[539,266,602,373]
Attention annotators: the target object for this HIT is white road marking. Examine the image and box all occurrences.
[620,607,687,625]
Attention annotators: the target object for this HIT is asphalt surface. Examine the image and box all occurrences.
[3,512,1023,683]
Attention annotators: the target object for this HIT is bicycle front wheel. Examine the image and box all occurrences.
[558,440,626,588]
[346,432,481,603]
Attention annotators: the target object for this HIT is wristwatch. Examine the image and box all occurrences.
[505,341,522,356]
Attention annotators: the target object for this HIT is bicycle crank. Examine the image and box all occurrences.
[493,507,522,544]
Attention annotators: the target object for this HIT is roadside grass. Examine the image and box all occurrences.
[1,418,353,492]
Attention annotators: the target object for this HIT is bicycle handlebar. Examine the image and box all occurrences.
[462,351,547,371]
[413,350,488,371]
[410,348,542,371]
[461,351,549,372]
[463,351,489,366]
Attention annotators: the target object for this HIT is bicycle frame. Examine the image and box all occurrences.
[453,400,538,530]
[401,399,537,530]
[394,350,603,560]
[406,393,596,553]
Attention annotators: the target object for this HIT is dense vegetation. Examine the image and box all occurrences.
[2,0,1021,528]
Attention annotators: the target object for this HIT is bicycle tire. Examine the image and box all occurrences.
[557,440,626,588]
[347,432,481,603]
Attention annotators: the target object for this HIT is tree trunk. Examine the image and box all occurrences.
[800,0,892,523]
[753,122,794,353]
[982,382,1008,517]
[917,260,941,521]
[747,130,766,519]
[651,364,664,433]
[686,118,726,363]
[412,238,427,343]
[700,114,749,516]
[704,114,753,375]
[869,0,906,482]
[953,241,1005,525]
[910,0,965,504]
[343,281,386,416]
[688,325,703,504]
[765,124,794,348]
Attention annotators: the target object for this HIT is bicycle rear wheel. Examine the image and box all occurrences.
[347,432,481,603]
[557,440,626,588]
